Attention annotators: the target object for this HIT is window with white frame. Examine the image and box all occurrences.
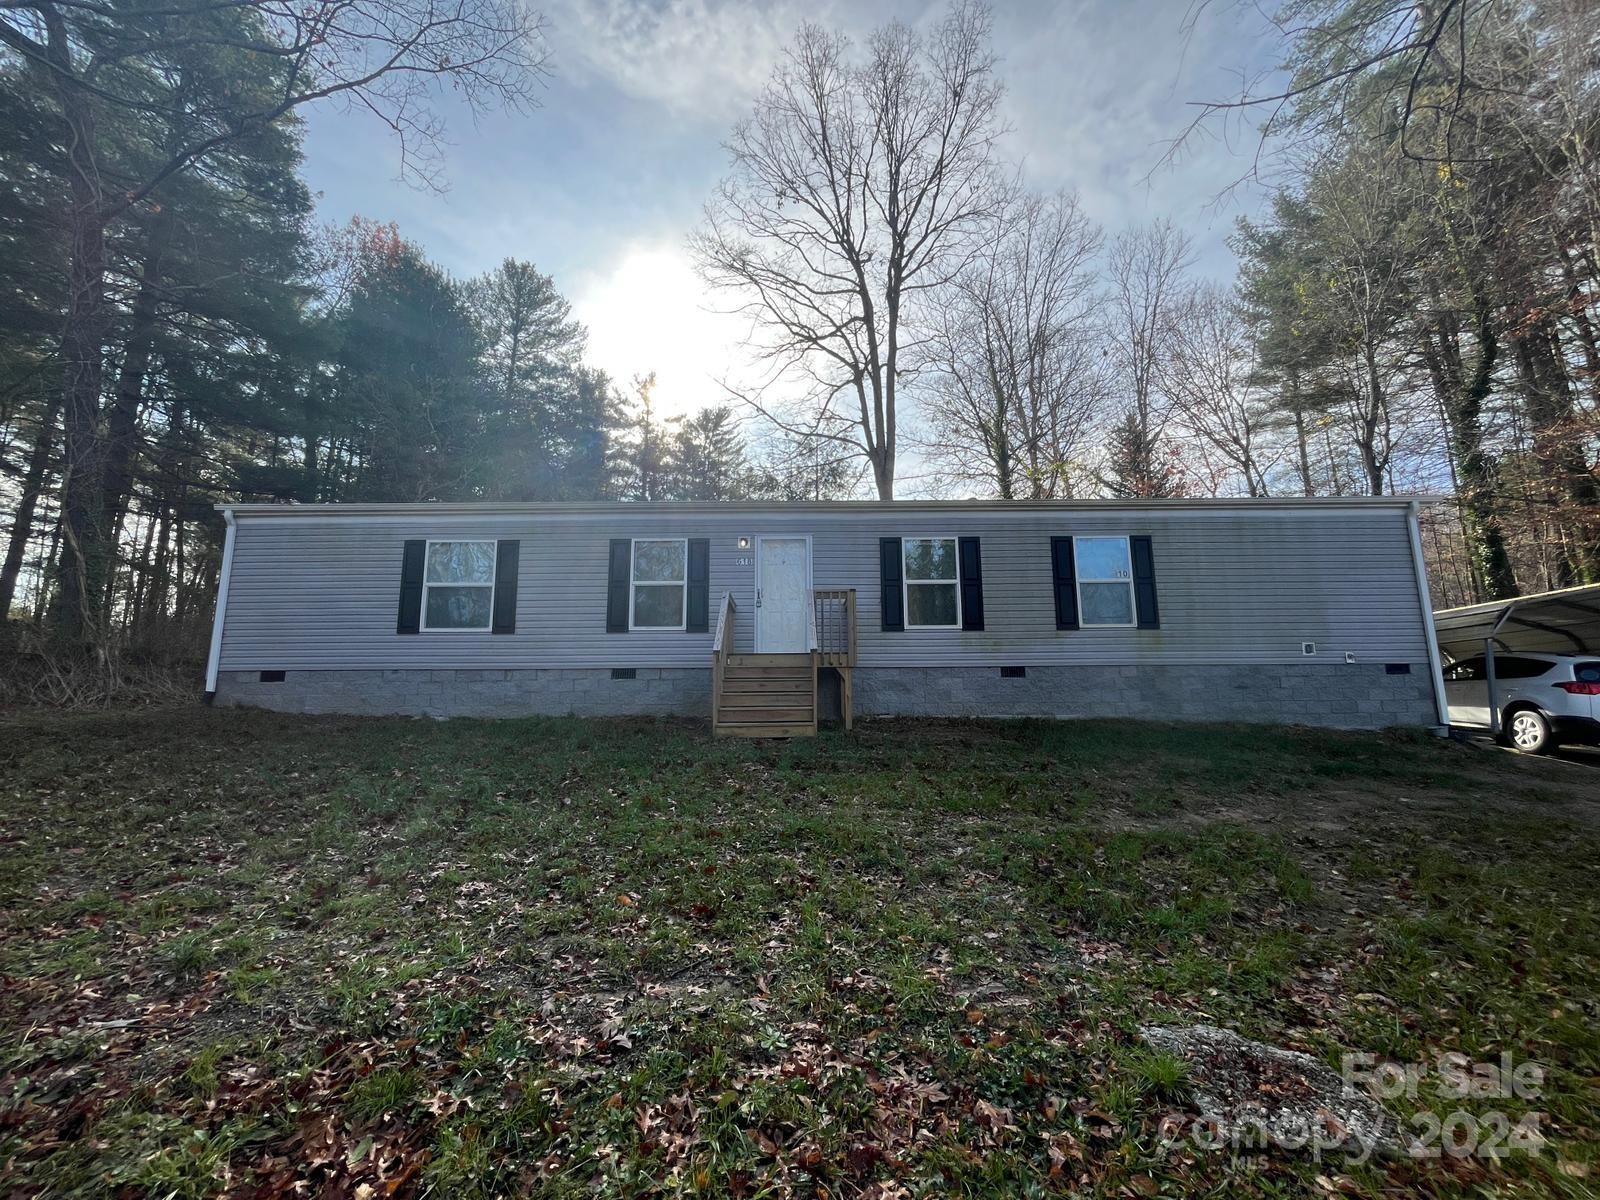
[903,537,960,628]
[423,540,496,631]
[1075,536,1135,627]
[630,538,687,629]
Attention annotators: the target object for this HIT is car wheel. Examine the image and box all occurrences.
[1504,708,1554,754]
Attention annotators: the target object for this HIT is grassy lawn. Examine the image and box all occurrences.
[1,709,1597,1198]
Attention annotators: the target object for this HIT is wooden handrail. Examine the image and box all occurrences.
[711,591,735,728]
[846,588,857,667]
[811,588,857,668]
[713,590,735,656]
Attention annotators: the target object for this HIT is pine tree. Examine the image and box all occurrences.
[330,231,487,503]
[468,259,587,500]
[609,374,680,501]
[670,407,747,500]
[1099,413,1184,499]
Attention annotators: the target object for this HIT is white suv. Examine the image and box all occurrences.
[1443,653,1600,753]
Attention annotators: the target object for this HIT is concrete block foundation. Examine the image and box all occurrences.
[848,663,1436,729]
[213,667,711,718]
[214,662,1436,729]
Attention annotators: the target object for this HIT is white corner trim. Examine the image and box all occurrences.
[204,507,238,694]
[1407,501,1450,729]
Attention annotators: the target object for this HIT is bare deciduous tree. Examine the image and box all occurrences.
[1305,141,1419,496]
[691,2,1005,499]
[923,189,1105,498]
[1099,220,1193,497]
[1160,282,1281,496]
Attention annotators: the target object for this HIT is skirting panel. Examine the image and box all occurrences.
[215,662,1435,729]
[213,668,711,718]
[851,663,1436,729]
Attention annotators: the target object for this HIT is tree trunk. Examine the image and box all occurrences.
[1242,444,1264,497]
[33,515,62,624]
[871,448,894,500]
[1420,310,1516,600]
[102,488,130,617]
[867,354,894,498]
[98,157,178,560]
[173,504,188,622]
[147,467,174,631]
[301,434,320,501]
[1286,368,1315,497]
[41,12,112,648]
[987,397,1015,500]
[1357,430,1383,495]
[993,428,1015,500]
[0,393,61,621]
[170,402,193,621]
[1359,343,1386,495]
[1558,243,1600,409]
[129,500,158,633]
[1292,409,1314,496]
[1516,324,1600,583]
[880,282,898,502]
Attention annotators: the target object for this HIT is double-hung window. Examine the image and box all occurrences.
[903,537,960,628]
[630,538,687,629]
[1075,536,1135,627]
[422,540,496,631]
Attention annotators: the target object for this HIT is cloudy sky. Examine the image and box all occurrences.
[298,0,1284,421]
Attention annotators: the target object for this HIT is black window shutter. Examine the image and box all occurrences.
[606,539,631,632]
[686,538,710,632]
[397,539,425,634]
[879,537,904,631]
[958,536,984,631]
[1131,535,1160,629]
[492,540,519,634]
[1050,536,1078,631]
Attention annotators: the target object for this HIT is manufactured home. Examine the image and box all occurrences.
[204,498,1448,736]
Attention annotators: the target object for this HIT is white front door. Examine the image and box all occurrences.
[756,536,810,653]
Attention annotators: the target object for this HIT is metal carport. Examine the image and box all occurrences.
[1433,583,1600,734]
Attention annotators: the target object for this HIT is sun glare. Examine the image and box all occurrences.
[572,245,747,419]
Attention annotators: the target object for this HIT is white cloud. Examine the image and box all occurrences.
[989,0,1282,274]
[542,0,813,121]
[538,0,960,122]
[570,243,752,417]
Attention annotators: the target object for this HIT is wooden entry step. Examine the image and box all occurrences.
[713,651,817,739]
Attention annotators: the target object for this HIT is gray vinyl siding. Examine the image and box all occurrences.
[216,505,1431,671]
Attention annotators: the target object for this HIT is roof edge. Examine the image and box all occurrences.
[217,496,1448,517]
[1433,580,1600,619]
